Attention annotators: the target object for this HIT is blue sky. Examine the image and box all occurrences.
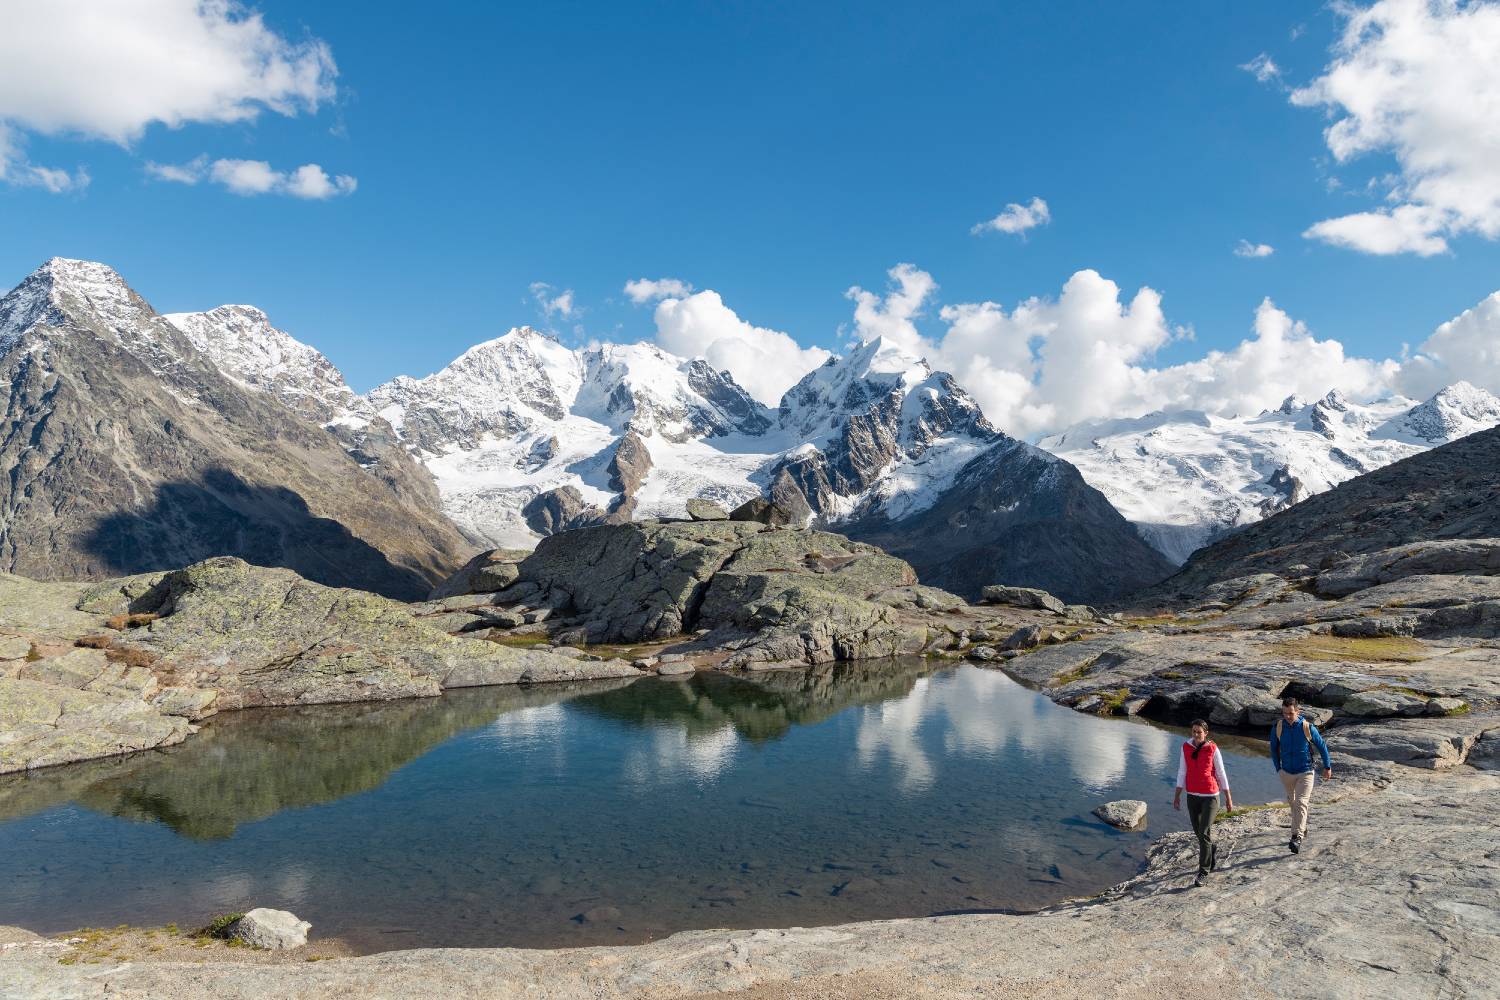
[2,0,1499,434]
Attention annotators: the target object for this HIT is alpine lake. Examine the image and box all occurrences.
[0,661,1287,952]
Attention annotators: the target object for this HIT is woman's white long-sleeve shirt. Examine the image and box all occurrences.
[1175,742,1230,797]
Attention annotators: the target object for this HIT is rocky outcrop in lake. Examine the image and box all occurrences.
[0,558,637,774]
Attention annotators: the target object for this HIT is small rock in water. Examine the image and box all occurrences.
[574,905,621,924]
[227,908,310,950]
[1093,800,1148,829]
[657,660,695,677]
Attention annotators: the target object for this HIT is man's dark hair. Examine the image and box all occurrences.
[1282,696,1299,708]
[1189,718,1209,729]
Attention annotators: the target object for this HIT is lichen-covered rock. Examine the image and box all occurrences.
[101,558,619,710]
[428,548,529,599]
[508,519,930,667]
[0,678,193,773]
[981,586,1065,614]
[17,647,108,689]
[729,497,793,527]
[685,499,728,521]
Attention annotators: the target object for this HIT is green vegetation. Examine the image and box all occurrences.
[198,913,245,940]
[1221,801,1289,819]
[1050,656,1101,686]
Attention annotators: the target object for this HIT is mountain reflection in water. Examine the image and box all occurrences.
[0,662,1285,951]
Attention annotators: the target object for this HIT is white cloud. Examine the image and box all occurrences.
[624,277,694,304]
[0,0,339,192]
[1241,52,1284,84]
[844,263,1405,438]
[0,124,88,192]
[529,282,576,319]
[1301,204,1448,256]
[971,196,1051,236]
[1290,0,1500,254]
[147,156,355,198]
[144,155,209,185]
[284,163,356,199]
[648,289,831,406]
[1399,289,1500,397]
[1233,239,1275,258]
[845,263,938,351]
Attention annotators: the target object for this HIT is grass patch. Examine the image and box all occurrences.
[1221,801,1289,820]
[481,633,552,648]
[1094,687,1131,714]
[1051,655,1101,686]
[197,913,245,940]
[1268,635,1429,664]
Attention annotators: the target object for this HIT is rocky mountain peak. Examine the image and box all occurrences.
[164,304,362,426]
[1386,381,1500,443]
[0,257,152,350]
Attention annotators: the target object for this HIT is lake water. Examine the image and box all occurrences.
[0,661,1286,952]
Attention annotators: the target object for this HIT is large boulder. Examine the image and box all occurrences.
[685,499,728,521]
[980,586,1065,614]
[522,486,592,536]
[428,548,529,599]
[729,498,794,528]
[1093,800,1147,829]
[226,908,310,950]
[511,519,929,665]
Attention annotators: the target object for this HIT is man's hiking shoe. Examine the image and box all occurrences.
[1289,839,1301,854]
[1193,875,1205,888]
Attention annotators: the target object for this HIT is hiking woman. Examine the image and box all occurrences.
[1173,718,1233,887]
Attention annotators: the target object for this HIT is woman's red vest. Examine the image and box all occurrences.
[1182,740,1219,795]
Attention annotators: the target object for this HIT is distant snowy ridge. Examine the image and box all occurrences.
[1043,384,1500,564]
[365,329,999,547]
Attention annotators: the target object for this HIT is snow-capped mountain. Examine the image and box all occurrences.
[366,330,779,546]
[165,304,373,427]
[1043,384,1500,564]
[366,329,1170,601]
[366,331,1006,549]
[0,259,468,597]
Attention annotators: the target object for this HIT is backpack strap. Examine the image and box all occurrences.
[1302,719,1312,742]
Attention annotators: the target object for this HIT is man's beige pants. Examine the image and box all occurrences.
[1279,770,1315,839]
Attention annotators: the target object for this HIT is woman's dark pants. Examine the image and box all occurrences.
[1186,795,1219,876]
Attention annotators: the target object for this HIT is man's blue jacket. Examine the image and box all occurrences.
[1270,714,1331,774]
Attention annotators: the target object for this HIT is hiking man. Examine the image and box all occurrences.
[1269,696,1331,853]
[1173,718,1233,887]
